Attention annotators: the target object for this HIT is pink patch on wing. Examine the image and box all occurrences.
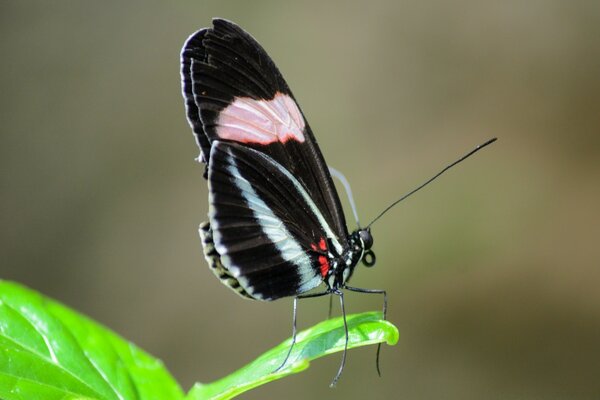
[216,92,306,144]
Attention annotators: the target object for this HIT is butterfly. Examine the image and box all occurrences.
[180,18,496,386]
[180,18,383,385]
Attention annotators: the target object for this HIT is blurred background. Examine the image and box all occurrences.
[2,1,599,399]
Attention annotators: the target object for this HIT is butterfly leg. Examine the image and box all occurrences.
[327,293,333,319]
[330,289,348,387]
[274,296,299,373]
[343,285,387,376]
[275,290,330,373]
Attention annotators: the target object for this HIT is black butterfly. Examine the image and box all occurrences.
[180,18,383,385]
[180,18,495,386]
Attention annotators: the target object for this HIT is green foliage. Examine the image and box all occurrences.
[0,281,184,400]
[0,281,398,400]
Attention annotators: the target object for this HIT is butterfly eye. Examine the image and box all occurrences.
[362,249,376,267]
[358,229,373,250]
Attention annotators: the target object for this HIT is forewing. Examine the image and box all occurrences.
[181,18,348,241]
[208,141,343,300]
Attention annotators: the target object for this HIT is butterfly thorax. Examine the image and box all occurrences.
[325,228,374,291]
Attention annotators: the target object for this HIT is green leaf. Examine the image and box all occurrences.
[0,280,184,400]
[187,311,399,400]
[0,280,398,400]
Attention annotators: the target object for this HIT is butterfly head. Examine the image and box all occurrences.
[353,228,376,268]
[358,228,373,251]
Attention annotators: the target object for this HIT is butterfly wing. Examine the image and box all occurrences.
[206,140,343,300]
[181,19,348,242]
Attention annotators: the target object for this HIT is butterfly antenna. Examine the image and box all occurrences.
[367,137,497,228]
[330,167,361,228]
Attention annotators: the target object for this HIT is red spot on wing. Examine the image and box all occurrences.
[311,237,330,277]
[318,238,327,251]
[318,255,330,277]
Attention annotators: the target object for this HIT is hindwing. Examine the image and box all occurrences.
[207,141,342,300]
[199,221,253,299]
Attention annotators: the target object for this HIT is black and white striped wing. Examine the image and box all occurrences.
[206,141,343,301]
